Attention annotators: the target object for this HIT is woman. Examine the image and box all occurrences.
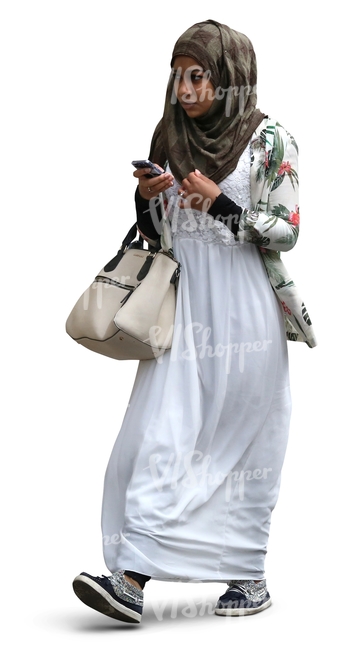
[72,19,316,623]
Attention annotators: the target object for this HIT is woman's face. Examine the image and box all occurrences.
[172,56,216,118]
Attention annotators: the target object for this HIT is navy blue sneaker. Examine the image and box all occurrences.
[215,579,271,616]
[72,569,143,623]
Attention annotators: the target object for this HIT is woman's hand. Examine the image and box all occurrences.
[136,227,159,246]
[134,165,174,200]
[178,169,221,211]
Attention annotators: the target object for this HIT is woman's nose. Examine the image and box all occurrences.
[179,78,194,100]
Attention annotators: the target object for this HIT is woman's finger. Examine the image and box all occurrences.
[138,174,174,200]
[147,174,173,190]
[181,178,191,191]
[139,172,172,187]
[133,168,152,179]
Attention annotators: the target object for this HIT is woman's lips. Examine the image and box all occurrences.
[181,102,196,110]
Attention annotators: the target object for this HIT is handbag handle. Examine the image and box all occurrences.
[137,191,174,255]
[103,223,144,273]
[104,191,173,274]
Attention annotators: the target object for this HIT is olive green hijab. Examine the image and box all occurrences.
[149,19,265,185]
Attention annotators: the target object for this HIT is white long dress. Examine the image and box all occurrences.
[101,143,292,582]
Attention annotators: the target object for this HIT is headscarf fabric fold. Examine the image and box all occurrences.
[149,19,265,185]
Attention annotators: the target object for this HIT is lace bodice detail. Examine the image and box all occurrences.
[164,142,252,247]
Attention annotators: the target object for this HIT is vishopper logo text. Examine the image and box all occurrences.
[102,531,131,547]
[144,322,272,374]
[144,451,272,502]
[150,590,217,620]
[146,193,242,236]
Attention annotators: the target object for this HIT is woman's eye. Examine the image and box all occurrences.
[172,72,203,82]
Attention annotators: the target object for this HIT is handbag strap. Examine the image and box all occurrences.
[159,192,173,255]
[123,222,141,248]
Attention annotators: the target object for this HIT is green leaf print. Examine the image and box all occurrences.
[286,331,299,342]
[270,204,290,220]
[254,125,274,151]
[301,303,312,326]
[256,200,268,210]
[257,130,266,149]
[275,278,296,290]
[264,124,276,148]
[239,216,254,232]
[288,168,298,190]
[262,252,288,285]
[260,213,280,233]
[266,131,285,188]
[274,233,298,247]
[293,315,307,336]
[255,236,271,246]
[256,159,266,184]
[289,135,299,154]
[270,174,284,192]
[276,123,299,155]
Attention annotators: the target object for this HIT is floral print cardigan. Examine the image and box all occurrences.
[237,116,316,348]
[139,116,317,348]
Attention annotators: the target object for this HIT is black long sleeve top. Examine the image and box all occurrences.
[135,187,243,241]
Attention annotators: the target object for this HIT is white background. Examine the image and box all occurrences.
[1,1,346,647]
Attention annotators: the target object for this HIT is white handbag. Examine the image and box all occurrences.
[66,194,181,360]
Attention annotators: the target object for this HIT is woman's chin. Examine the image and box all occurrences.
[181,103,201,117]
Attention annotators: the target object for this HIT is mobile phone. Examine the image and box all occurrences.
[132,159,163,178]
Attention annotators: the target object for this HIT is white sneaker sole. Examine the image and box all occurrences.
[72,574,142,623]
[215,597,272,616]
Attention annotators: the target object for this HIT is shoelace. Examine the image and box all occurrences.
[226,580,267,602]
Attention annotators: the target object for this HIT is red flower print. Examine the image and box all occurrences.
[281,301,292,316]
[265,151,269,169]
[278,161,292,176]
[288,205,300,226]
[259,247,267,253]
[288,212,300,226]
